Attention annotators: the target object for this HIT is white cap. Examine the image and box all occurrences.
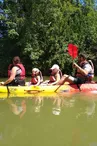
[51,64,59,70]
[32,68,39,72]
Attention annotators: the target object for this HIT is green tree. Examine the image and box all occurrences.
[0,0,97,76]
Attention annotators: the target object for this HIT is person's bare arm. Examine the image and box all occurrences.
[35,76,41,85]
[73,62,89,76]
[3,67,17,85]
[48,73,60,85]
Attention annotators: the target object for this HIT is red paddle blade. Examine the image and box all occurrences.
[68,44,78,59]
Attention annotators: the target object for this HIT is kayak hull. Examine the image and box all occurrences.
[0,83,97,94]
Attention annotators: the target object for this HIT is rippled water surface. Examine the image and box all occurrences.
[0,92,97,146]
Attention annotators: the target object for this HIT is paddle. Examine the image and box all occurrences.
[68,44,78,60]
[55,44,78,92]
[68,44,78,75]
[68,44,81,91]
[0,82,10,95]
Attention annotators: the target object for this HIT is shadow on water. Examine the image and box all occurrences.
[0,92,97,146]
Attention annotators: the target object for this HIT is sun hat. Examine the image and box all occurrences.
[51,64,59,70]
[32,68,39,72]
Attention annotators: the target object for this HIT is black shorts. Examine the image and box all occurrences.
[7,79,25,86]
[73,77,86,84]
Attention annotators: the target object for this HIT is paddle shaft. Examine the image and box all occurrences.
[54,77,67,92]
[55,85,61,92]
[55,44,81,92]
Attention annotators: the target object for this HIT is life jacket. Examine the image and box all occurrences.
[15,63,26,80]
[31,76,38,84]
[8,64,14,77]
[76,61,94,82]
[87,60,94,81]
[31,71,43,85]
[49,70,62,83]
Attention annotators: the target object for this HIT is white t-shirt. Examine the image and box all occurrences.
[83,63,93,74]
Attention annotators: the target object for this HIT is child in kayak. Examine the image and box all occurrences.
[28,68,43,86]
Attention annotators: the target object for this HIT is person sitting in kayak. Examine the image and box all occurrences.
[2,56,26,86]
[29,68,43,85]
[57,54,94,85]
[47,64,62,85]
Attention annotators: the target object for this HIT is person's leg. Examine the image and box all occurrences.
[56,74,75,85]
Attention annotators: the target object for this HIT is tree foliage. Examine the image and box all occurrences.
[0,0,97,76]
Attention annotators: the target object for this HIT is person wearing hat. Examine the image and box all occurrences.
[57,53,94,85]
[47,64,62,85]
[30,68,43,85]
[41,64,62,85]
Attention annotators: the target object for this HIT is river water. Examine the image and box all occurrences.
[0,91,97,146]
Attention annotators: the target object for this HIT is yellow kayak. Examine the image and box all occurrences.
[0,85,68,93]
[0,83,97,94]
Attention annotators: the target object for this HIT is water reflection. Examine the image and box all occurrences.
[76,93,96,119]
[33,96,43,113]
[7,99,26,118]
[85,100,96,117]
[2,92,97,119]
[0,93,97,146]
[52,97,62,115]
